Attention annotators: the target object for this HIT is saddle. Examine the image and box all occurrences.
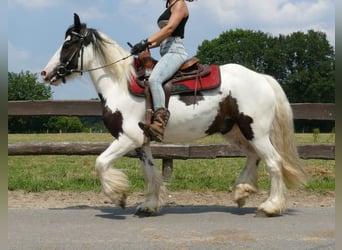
[129,50,221,108]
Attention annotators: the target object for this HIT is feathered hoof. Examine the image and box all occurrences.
[235,198,246,208]
[255,209,282,217]
[234,183,257,208]
[256,200,285,217]
[255,209,272,217]
[134,206,157,217]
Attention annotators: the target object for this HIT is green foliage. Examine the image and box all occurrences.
[312,128,320,143]
[47,116,84,133]
[8,71,53,133]
[8,71,52,101]
[7,71,105,133]
[279,30,335,103]
[80,117,107,133]
[196,29,335,104]
[8,116,49,133]
[197,29,272,71]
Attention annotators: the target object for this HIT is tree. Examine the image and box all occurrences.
[278,30,335,103]
[8,71,52,101]
[196,29,335,132]
[196,29,335,103]
[197,29,272,72]
[8,71,53,133]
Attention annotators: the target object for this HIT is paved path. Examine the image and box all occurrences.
[8,205,335,250]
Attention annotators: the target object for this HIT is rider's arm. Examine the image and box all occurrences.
[147,1,188,48]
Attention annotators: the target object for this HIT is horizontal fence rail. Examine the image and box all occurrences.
[8,101,335,120]
[8,142,335,160]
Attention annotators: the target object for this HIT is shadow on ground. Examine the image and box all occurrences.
[50,204,300,220]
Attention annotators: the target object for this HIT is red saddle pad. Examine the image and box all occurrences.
[129,65,221,96]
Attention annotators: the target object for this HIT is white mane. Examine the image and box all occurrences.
[89,30,135,89]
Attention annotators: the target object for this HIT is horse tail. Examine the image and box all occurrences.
[265,75,308,187]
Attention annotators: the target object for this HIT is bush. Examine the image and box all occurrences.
[47,116,84,133]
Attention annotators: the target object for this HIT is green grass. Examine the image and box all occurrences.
[8,132,335,193]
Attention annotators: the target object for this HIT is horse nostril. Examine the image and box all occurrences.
[41,71,47,77]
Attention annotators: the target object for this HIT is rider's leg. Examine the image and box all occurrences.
[146,38,187,141]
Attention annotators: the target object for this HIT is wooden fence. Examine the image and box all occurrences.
[8,101,335,177]
[8,100,335,120]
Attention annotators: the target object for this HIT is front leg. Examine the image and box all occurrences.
[135,145,167,216]
[95,136,137,208]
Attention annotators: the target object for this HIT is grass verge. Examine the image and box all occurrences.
[8,133,335,193]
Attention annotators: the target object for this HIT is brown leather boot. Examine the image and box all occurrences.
[148,108,170,142]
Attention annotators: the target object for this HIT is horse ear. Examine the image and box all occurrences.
[74,13,81,30]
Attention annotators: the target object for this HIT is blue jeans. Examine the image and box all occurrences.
[149,37,188,110]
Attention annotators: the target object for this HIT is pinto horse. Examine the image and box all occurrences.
[41,14,306,216]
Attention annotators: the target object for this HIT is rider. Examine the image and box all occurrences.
[130,0,192,142]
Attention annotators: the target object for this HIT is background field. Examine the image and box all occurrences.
[8,133,335,194]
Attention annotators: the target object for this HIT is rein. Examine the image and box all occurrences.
[76,54,133,74]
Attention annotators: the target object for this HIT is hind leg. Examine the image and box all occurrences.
[234,154,260,207]
[135,145,167,216]
[224,126,260,207]
[251,137,286,216]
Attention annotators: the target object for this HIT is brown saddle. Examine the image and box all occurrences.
[134,51,210,86]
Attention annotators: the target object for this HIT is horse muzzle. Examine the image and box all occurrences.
[41,65,70,85]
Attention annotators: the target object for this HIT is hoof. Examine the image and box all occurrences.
[118,193,127,209]
[134,208,155,217]
[255,209,280,218]
[236,198,246,208]
[234,183,257,208]
[257,199,286,217]
[255,209,270,217]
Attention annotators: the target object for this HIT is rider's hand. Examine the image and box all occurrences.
[130,39,150,55]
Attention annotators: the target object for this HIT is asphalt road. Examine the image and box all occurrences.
[8,205,335,250]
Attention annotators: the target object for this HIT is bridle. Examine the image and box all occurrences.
[55,30,87,82]
[55,29,132,83]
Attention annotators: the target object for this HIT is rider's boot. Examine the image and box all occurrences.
[139,108,170,142]
[149,108,170,142]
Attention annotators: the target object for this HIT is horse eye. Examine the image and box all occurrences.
[63,41,72,48]
[63,36,74,47]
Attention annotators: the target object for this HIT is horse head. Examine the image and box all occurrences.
[41,13,91,85]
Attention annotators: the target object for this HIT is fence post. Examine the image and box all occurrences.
[162,159,173,179]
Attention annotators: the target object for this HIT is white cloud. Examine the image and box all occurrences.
[77,7,111,22]
[8,41,31,72]
[190,0,334,45]
[10,0,61,9]
[197,0,333,26]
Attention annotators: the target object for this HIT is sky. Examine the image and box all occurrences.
[8,0,335,100]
